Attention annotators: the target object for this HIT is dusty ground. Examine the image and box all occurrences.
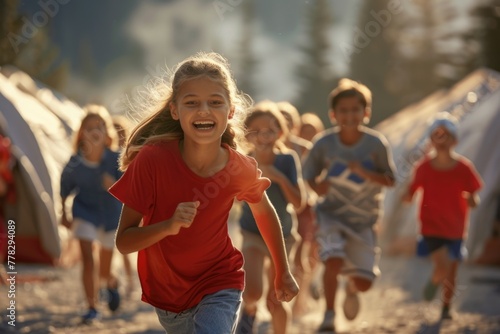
[1,223,500,334]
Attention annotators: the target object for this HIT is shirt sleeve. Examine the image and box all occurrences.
[463,161,482,194]
[108,146,155,215]
[60,158,77,198]
[374,135,396,180]
[285,153,299,186]
[408,161,424,196]
[302,140,324,182]
[236,156,271,204]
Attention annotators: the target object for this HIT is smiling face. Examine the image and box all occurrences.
[79,115,108,153]
[245,114,281,153]
[329,96,368,130]
[430,126,457,151]
[170,76,234,145]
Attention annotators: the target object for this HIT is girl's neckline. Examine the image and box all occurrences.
[175,140,232,180]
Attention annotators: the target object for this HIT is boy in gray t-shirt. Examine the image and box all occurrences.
[302,78,396,332]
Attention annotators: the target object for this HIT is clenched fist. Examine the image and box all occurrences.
[165,201,200,235]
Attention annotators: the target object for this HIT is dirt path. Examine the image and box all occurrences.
[1,226,500,333]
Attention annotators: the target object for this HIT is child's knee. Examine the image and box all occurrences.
[265,295,285,314]
[352,277,372,292]
[324,257,343,273]
[242,287,262,305]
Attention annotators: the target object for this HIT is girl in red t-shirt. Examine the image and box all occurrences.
[109,52,299,333]
[404,112,482,320]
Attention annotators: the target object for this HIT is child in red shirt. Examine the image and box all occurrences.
[404,112,482,320]
[0,135,15,286]
[109,52,299,333]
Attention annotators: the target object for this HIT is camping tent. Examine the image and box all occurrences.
[0,66,85,264]
[376,68,500,261]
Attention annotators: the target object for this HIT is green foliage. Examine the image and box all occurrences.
[0,0,23,65]
[0,0,69,92]
[471,1,500,72]
[349,0,401,125]
[13,28,69,92]
[236,0,258,99]
[294,0,337,127]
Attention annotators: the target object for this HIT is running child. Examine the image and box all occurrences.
[60,105,122,323]
[236,100,305,334]
[108,52,299,334]
[404,112,482,320]
[302,78,396,332]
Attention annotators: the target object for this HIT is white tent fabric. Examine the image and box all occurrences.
[376,68,500,260]
[0,67,84,262]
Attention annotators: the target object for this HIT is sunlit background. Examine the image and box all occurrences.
[2,1,500,332]
[2,0,498,126]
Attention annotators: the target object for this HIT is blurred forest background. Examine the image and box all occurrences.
[1,0,499,126]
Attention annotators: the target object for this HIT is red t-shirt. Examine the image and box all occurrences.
[109,140,270,312]
[408,157,482,239]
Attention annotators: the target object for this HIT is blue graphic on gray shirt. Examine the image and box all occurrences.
[303,127,395,232]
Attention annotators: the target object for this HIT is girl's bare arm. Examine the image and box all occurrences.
[115,202,199,254]
[248,194,299,302]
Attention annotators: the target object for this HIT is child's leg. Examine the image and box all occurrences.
[442,261,459,307]
[266,260,290,334]
[323,257,344,311]
[342,227,379,321]
[430,246,451,285]
[236,231,267,334]
[265,234,295,334]
[349,276,372,292]
[99,247,116,288]
[240,246,266,315]
[79,239,96,309]
[98,230,120,312]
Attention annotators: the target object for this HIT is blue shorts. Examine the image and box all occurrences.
[416,236,466,261]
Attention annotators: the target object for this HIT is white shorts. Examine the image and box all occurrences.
[316,223,380,281]
[73,218,116,250]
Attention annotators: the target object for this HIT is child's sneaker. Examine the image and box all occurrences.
[343,279,360,321]
[235,310,255,334]
[440,305,453,320]
[100,285,121,312]
[317,310,335,333]
[81,308,99,324]
[106,287,121,312]
[422,280,439,301]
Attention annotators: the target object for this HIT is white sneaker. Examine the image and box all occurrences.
[343,279,360,321]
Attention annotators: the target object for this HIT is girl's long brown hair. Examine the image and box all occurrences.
[120,52,252,171]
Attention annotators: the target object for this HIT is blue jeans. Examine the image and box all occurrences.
[155,289,242,334]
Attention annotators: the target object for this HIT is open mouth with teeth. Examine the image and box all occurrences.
[193,121,215,130]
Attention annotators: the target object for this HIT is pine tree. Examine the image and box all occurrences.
[349,0,400,125]
[0,0,23,65]
[294,0,336,126]
[13,28,69,92]
[471,0,500,72]
[236,0,258,99]
[387,0,479,109]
